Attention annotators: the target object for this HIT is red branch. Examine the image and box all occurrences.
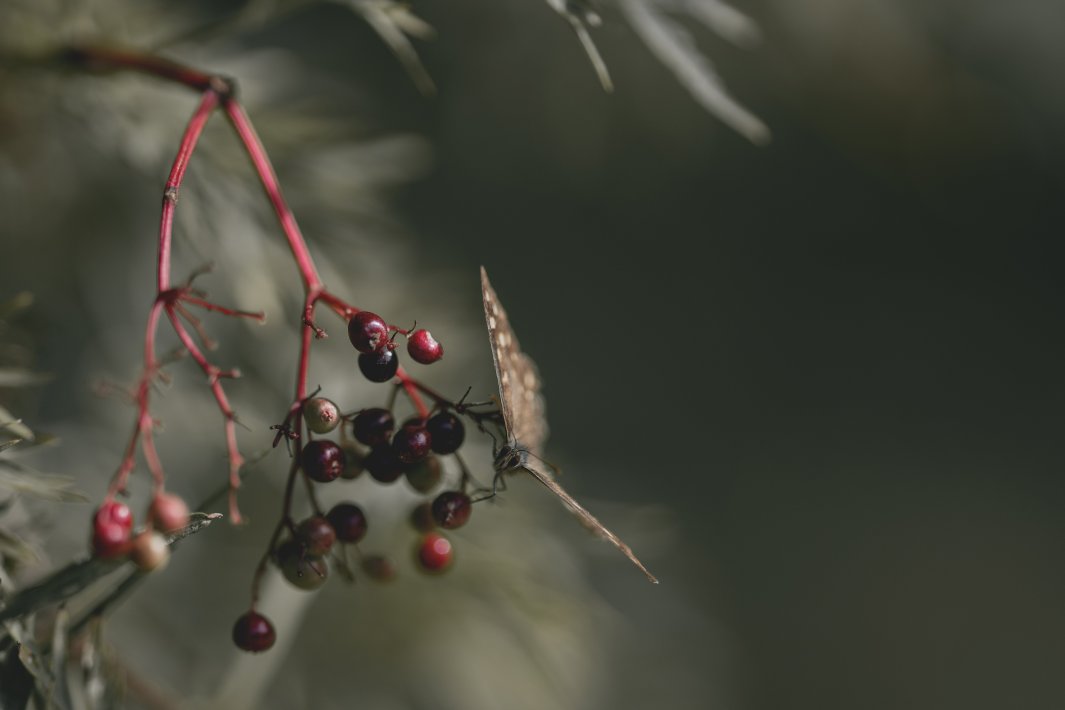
[70,45,430,529]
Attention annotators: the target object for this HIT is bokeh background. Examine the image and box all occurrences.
[2,0,1064,708]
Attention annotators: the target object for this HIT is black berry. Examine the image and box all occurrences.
[326,502,368,543]
[392,420,431,464]
[233,611,276,653]
[431,490,472,529]
[427,412,465,454]
[364,445,406,483]
[352,408,394,447]
[348,311,389,353]
[358,348,399,383]
[301,440,345,482]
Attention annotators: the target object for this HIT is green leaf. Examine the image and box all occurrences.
[0,528,40,566]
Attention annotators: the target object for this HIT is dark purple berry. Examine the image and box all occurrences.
[326,502,368,543]
[296,516,336,556]
[392,421,431,464]
[364,445,406,483]
[233,611,276,652]
[358,348,399,383]
[405,455,443,494]
[348,311,389,353]
[427,412,465,454]
[352,408,394,447]
[301,440,345,482]
[407,328,443,364]
[431,490,472,529]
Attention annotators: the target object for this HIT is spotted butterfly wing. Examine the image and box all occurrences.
[481,267,658,584]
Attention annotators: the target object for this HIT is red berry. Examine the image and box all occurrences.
[303,397,340,434]
[296,516,337,556]
[326,502,368,543]
[233,611,276,653]
[392,420,431,464]
[352,408,394,447]
[431,491,472,529]
[92,521,131,559]
[358,348,399,383]
[416,532,454,573]
[301,440,345,482]
[364,445,406,483]
[95,500,133,531]
[149,492,189,533]
[406,329,443,364]
[348,311,390,353]
[130,531,170,571]
[427,412,465,454]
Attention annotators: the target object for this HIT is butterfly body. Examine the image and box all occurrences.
[480,267,658,584]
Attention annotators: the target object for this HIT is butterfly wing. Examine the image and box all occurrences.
[522,460,659,584]
[480,267,548,456]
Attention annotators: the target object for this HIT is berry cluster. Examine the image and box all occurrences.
[90,493,190,572]
[232,312,484,654]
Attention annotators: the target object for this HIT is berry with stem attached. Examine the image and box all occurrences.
[352,408,394,447]
[347,311,389,353]
[91,501,133,558]
[407,328,443,364]
[326,502,368,543]
[296,516,337,556]
[427,412,465,455]
[303,397,341,434]
[276,540,329,591]
[149,492,190,533]
[301,440,346,483]
[358,348,399,383]
[233,611,276,653]
[392,420,431,464]
[364,445,406,483]
[416,532,454,573]
[431,491,472,529]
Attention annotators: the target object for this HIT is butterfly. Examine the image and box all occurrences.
[480,266,658,584]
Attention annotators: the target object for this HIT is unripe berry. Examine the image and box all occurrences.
[130,531,170,571]
[233,611,276,653]
[358,348,399,383]
[296,516,337,556]
[340,444,366,480]
[427,412,465,454]
[352,408,394,447]
[303,397,340,434]
[406,328,443,364]
[410,502,436,533]
[301,440,345,482]
[392,420,431,464]
[361,554,396,582]
[347,311,389,353]
[431,491,472,530]
[326,502,368,543]
[276,540,328,591]
[149,492,189,533]
[416,532,454,573]
[364,445,405,483]
[404,455,442,494]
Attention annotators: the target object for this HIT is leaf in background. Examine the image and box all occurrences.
[0,291,34,321]
[341,0,437,96]
[0,527,40,566]
[0,439,21,454]
[0,406,33,441]
[0,463,87,503]
[0,368,52,387]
